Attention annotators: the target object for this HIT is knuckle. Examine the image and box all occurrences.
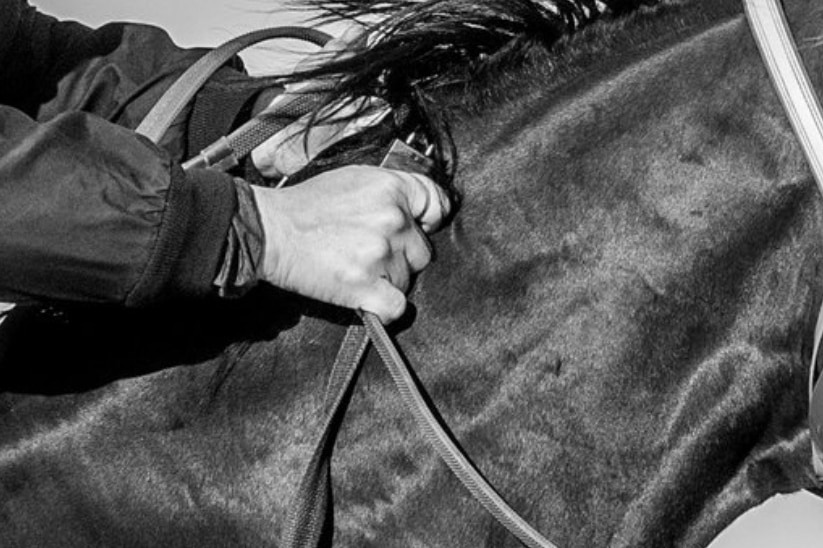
[336,264,370,288]
[358,237,393,263]
[380,171,408,197]
[376,207,408,232]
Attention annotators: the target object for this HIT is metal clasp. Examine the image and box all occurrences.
[379,131,436,177]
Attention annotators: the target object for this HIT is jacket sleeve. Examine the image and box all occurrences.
[0,0,278,307]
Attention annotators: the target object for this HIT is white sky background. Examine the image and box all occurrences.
[35,0,336,74]
[32,1,823,546]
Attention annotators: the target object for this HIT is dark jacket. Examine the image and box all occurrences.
[0,0,277,307]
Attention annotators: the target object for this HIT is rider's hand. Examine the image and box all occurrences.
[252,166,450,324]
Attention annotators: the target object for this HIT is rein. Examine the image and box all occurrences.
[743,0,823,480]
[138,27,557,547]
[139,3,823,539]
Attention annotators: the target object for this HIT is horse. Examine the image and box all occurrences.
[1,0,822,546]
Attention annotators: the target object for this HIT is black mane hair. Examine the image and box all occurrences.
[284,0,660,199]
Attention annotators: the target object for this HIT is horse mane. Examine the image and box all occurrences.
[283,0,662,200]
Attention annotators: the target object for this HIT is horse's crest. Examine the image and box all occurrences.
[297,0,660,93]
[289,0,661,200]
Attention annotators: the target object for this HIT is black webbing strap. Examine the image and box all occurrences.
[285,308,559,548]
[282,323,369,547]
[137,24,558,548]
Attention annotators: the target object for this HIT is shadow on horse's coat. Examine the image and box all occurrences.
[2,0,823,546]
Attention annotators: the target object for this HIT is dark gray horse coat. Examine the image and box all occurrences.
[2,0,823,546]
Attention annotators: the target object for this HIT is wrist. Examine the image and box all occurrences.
[250,185,288,286]
[213,179,266,298]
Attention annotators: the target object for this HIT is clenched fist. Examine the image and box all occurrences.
[252,166,450,323]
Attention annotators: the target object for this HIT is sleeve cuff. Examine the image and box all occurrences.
[212,178,264,298]
[125,165,237,306]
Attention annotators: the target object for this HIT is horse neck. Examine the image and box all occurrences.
[410,4,823,545]
[786,0,823,69]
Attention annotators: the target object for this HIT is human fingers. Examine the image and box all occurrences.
[402,224,433,273]
[384,250,413,294]
[390,170,452,233]
[358,278,407,324]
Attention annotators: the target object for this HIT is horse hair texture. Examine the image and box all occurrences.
[281,0,660,200]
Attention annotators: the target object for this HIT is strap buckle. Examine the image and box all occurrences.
[379,132,436,177]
